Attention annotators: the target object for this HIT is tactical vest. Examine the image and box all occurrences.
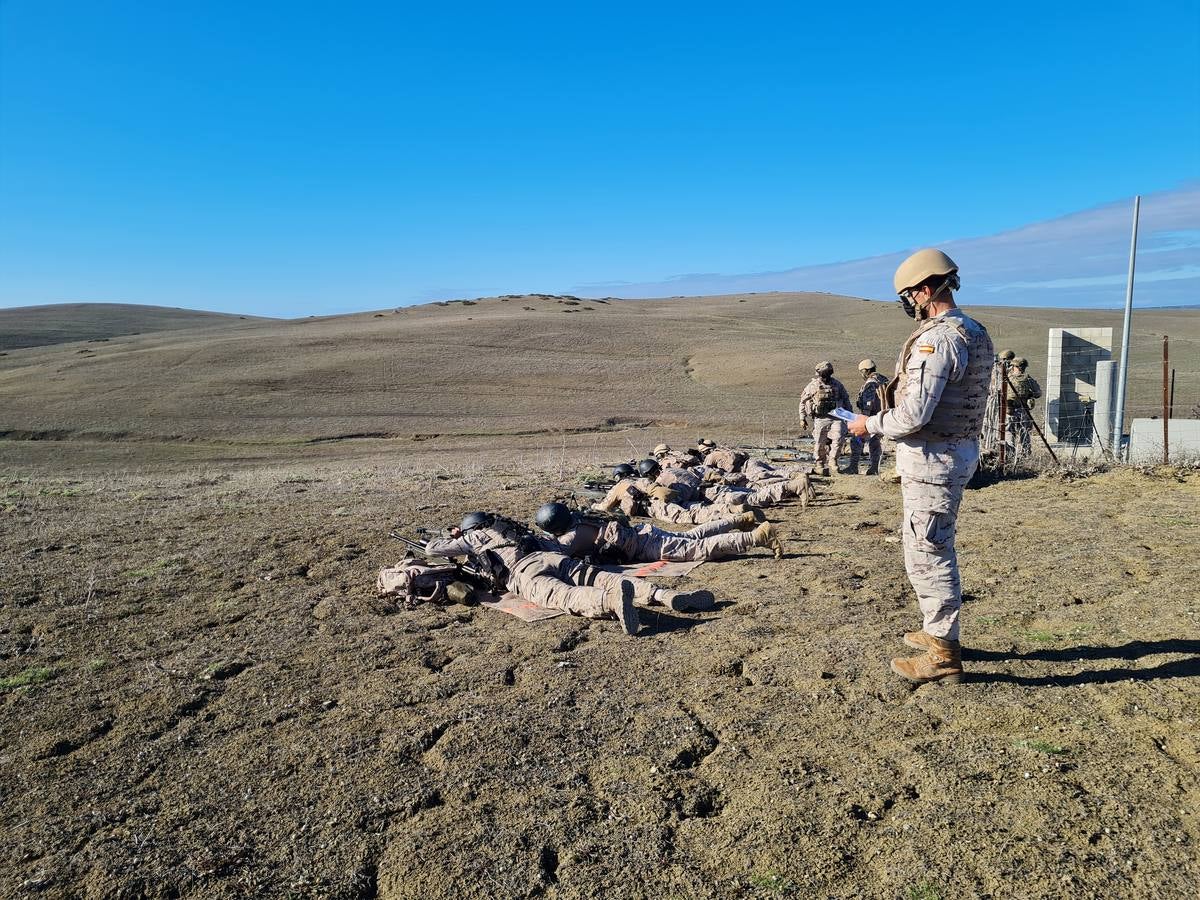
[468,519,540,589]
[891,313,993,441]
[813,381,840,417]
[859,373,889,415]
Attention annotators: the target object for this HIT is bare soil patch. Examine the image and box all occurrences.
[1,439,1197,898]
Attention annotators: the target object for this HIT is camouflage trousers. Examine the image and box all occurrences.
[848,434,882,474]
[619,519,757,562]
[1007,405,1033,456]
[900,478,965,641]
[813,417,847,470]
[649,496,745,525]
[712,481,788,508]
[508,552,633,618]
[741,458,807,485]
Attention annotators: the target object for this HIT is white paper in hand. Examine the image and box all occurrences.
[831,408,857,423]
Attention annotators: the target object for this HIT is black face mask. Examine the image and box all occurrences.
[899,295,918,318]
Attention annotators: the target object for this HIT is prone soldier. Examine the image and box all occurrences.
[425,512,716,634]
[536,501,782,562]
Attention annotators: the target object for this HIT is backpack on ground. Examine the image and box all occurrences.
[377,558,466,607]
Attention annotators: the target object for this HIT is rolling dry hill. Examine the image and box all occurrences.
[0,293,1195,446]
[0,302,273,352]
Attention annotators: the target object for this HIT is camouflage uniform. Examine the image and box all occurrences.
[848,372,889,475]
[799,376,851,473]
[864,308,993,641]
[425,525,620,618]
[592,477,732,523]
[709,481,790,508]
[655,466,706,502]
[700,447,747,472]
[656,450,701,469]
[646,493,749,525]
[551,517,759,562]
[1006,370,1042,456]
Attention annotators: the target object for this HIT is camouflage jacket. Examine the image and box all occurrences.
[1007,372,1042,409]
[856,372,889,415]
[866,308,993,485]
[799,376,851,420]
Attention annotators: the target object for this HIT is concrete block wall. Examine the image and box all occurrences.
[1045,327,1113,443]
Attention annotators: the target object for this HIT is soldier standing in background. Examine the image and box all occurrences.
[799,362,851,477]
[845,359,889,475]
[847,249,993,684]
[1006,357,1042,456]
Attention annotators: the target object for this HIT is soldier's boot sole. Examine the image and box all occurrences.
[660,588,716,612]
[607,581,639,635]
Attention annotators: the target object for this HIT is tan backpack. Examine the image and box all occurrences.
[376,559,464,607]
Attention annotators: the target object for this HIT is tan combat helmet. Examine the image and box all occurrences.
[857,358,876,372]
[999,348,1015,361]
[815,361,834,376]
[652,443,671,457]
[1011,357,1028,370]
[893,249,960,319]
[696,437,716,451]
[893,248,959,294]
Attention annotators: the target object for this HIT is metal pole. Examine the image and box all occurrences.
[1112,195,1140,459]
[1162,335,1169,465]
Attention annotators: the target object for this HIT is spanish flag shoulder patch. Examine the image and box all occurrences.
[917,344,936,354]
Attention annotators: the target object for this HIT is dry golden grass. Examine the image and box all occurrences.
[1,293,1195,445]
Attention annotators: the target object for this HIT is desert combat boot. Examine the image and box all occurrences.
[657,587,717,612]
[605,581,639,635]
[752,522,784,559]
[787,473,815,506]
[731,509,766,530]
[890,636,964,684]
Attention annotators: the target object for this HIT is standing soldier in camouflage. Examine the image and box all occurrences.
[845,359,889,475]
[847,249,993,684]
[1005,357,1042,457]
[799,362,851,477]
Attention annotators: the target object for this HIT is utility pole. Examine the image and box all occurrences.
[1112,195,1140,460]
[1162,335,1169,465]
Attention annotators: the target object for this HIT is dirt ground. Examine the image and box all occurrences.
[1,434,1197,899]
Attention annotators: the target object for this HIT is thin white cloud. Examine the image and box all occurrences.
[574,183,1200,308]
[987,265,1200,292]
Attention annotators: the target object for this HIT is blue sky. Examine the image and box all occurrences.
[1,1,1197,315]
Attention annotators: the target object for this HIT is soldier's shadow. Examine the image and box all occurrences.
[965,638,1200,686]
[638,610,717,635]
